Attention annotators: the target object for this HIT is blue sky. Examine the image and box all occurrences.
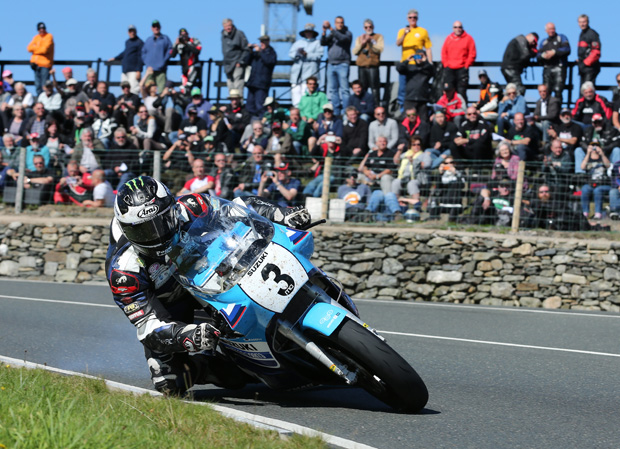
[2,0,619,101]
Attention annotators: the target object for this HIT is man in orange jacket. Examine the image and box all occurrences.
[441,21,476,103]
[27,22,55,96]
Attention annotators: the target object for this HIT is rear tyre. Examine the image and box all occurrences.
[318,319,428,413]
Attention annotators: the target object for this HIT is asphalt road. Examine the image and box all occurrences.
[1,279,619,449]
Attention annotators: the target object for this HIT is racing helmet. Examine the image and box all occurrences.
[114,176,179,257]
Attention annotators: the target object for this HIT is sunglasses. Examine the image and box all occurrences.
[408,16,418,19]
[411,143,421,146]
[453,26,463,29]
[539,190,550,193]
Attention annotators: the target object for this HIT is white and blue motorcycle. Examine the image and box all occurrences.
[167,200,428,413]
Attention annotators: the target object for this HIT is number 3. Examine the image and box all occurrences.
[261,263,295,296]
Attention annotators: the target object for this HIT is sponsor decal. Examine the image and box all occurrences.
[123,303,140,314]
[220,304,247,329]
[247,252,268,277]
[219,340,280,368]
[116,275,128,285]
[148,261,175,289]
[128,310,145,321]
[285,228,309,245]
[137,204,159,219]
[180,194,209,217]
[110,270,139,295]
[148,263,160,274]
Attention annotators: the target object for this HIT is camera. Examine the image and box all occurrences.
[326,135,336,143]
[266,171,274,177]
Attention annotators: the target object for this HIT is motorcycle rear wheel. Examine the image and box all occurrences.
[317,319,428,413]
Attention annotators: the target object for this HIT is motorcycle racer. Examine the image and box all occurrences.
[105,175,311,395]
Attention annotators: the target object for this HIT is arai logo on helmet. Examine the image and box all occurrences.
[137,204,160,218]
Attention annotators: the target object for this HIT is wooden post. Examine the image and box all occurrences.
[14,147,26,214]
[321,157,333,220]
[511,160,526,233]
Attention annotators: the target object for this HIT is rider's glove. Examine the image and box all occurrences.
[179,323,220,352]
[280,206,312,229]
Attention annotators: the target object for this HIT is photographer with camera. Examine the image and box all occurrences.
[113,81,142,129]
[580,138,611,220]
[501,32,539,96]
[172,28,202,89]
[258,160,301,207]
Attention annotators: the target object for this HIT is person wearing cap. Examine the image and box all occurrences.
[289,23,324,107]
[37,81,61,112]
[109,25,144,96]
[537,23,570,99]
[533,84,560,144]
[223,89,251,150]
[142,20,173,94]
[572,81,611,127]
[258,161,301,208]
[441,21,476,103]
[547,108,583,157]
[113,81,141,130]
[304,130,345,197]
[435,82,466,126]
[352,19,384,109]
[337,166,371,221]
[576,14,601,88]
[308,102,343,154]
[177,105,208,141]
[92,104,118,149]
[2,70,14,93]
[577,114,620,171]
[466,178,515,226]
[580,138,611,220]
[171,28,202,88]
[27,22,55,96]
[261,97,289,127]
[245,35,277,117]
[501,32,539,96]
[265,121,293,167]
[321,16,353,116]
[23,132,51,171]
[221,19,250,94]
[183,86,212,123]
[298,76,328,124]
[474,70,500,122]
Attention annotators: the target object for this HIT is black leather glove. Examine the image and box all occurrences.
[281,206,312,229]
[177,323,220,352]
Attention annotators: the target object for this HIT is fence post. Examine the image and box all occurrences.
[152,150,161,181]
[511,160,526,233]
[321,156,333,220]
[14,147,27,214]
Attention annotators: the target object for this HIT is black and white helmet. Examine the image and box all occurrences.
[114,176,179,258]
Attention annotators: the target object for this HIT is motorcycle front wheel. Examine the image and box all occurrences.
[315,319,428,413]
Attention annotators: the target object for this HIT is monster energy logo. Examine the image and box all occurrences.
[125,177,145,191]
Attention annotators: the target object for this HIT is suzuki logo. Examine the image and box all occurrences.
[138,205,159,218]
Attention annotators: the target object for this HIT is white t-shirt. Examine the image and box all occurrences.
[93,181,115,207]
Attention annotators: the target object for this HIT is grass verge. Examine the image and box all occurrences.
[0,365,327,449]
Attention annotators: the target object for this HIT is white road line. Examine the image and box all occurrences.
[0,355,377,449]
[355,298,620,319]
[381,330,620,358]
[0,294,115,308]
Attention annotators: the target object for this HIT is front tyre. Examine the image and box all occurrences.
[320,319,428,413]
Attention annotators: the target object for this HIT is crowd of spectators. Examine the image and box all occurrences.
[0,13,619,231]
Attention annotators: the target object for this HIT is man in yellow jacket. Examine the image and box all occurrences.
[27,22,54,96]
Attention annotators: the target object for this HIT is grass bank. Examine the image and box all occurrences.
[0,365,326,449]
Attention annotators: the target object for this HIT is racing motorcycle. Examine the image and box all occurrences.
[167,199,428,413]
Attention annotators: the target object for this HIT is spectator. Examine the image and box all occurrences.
[501,32,538,95]
[396,9,432,108]
[5,82,34,116]
[397,106,430,160]
[6,104,27,146]
[221,19,250,94]
[347,80,375,122]
[396,50,434,119]
[352,19,384,108]
[113,81,141,130]
[104,127,140,189]
[435,82,466,125]
[162,137,200,192]
[392,135,429,212]
[53,160,91,205]
[23,102,49,139]
[222,89,251,150]
[342,106,369,159]
[234,145,268,197]
[2,70,14,93]
[176,158,213,195]
[547,108,583,157]
[338,167,372,221]
[0,151,9,192]
[81,69,98,99]
[368,106,398,151]
[178,105,208,141]
[427,155,465,221]
[533,84,560,144]
[6,154,55,203]
[467,178,514,226]
[141,20,173,94]
[81,169,114,208]
[580,139,610,220]
[1,134,20,168]
[41,120,70,168]
[289,24,323,107]
[579,114,620,167]
[613,75,620,131]
[609,160,620,220]
[359,135,396,195]
[91,82,116,111]
[27,22,54,96]
[241,120,269,154]
[537,23,570,98]
[572,81,611,127]
[55,77,87,107]
[183,87,212,123]
[427,110,457,168]
[304,131,345,197]
[321,16,353,115]
[491,141,520,183]
[24,133,50,170]
[497,83,527,136]
[505,112,540,162]
[265,121,293,166]
[451,107,493,165]
[542,138,573,188]
[298,76,328,124]
[522,184,566,229]
[474,70,501,122]
[92,105,117,149]
[258,161,301,207]
[171,27,202,88]
[308,103,343,153]
[37,81,62,112]
[109,25,144,96]
[208,153,234,199]
[283,107,311,155]
[441,21,476,102]
[206,106,230,153]
[72,128,104,174]
[261,97,289,127]
[576,14,601,87]
[245,35,277,118]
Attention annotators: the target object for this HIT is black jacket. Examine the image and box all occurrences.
[245,46,277,90]
[396,60,434,102]
[342,119,369,158]
[502,35,535,71]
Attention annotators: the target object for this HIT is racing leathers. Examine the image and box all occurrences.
[577,26,601,86]
[537,33,570,98]
[105,193,310,394]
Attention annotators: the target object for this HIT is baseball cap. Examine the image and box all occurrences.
[592,113,604,122]
[274,162,289,171]
[499,178,512,188]
[322,103,334,111]
[191,87,201,97]
[560,108,571,115]
[61,67,72,75]
[75,101,86,111]
[120,80,130,88]
[227,89,242,99]
[204,136,214,142]
[478,69,488,77]
[272,121,282,129]
[128,24,137,31]
[179,27,188,34]
[208,105,219,115]
[152,20,161,27]
[187,105,198,114]
[29,132,40,140]
[66,78,78,86]
[590,138,601,146]
[2,70,12,78]
[37,22,46,30]
[44,80,53,88]
[258,35,270,42]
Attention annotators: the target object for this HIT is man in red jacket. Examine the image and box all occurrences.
[441,21,476,102]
